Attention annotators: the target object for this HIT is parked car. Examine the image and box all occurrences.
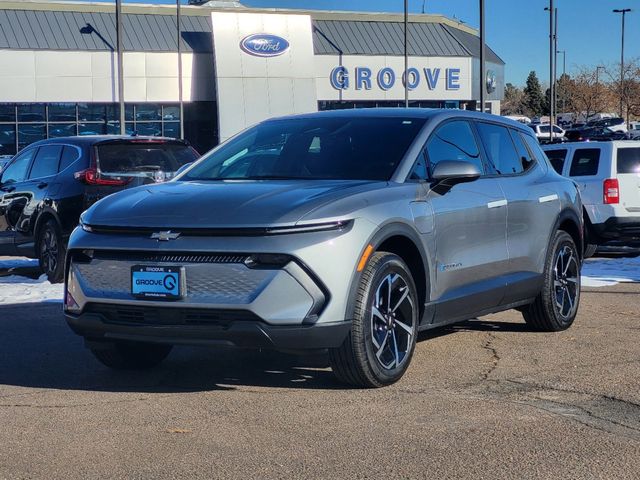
[529,123,566,142]
[0,136,199,282]
[564,126,629,143]
[65,109,583,388]
[542,141,640,257]
[586,117,627,133]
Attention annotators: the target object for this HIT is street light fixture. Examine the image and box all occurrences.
[613,8,631,122]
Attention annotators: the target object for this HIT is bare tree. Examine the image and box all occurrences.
[566,66,614,121]
[605,58,640,125]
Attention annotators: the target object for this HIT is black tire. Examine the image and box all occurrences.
[329,252,419,388]
[37,219,66,284]
[583,243,597,259]
[88,341,172,370]
[522,230,581,331]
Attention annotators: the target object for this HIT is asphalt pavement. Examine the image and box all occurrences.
[0,283,639,479]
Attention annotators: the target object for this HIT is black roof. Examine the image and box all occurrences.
[26,135,189,148]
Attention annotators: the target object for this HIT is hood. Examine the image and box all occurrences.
[83,179,386,229]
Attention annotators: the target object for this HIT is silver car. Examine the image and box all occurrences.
[64,109,583,387]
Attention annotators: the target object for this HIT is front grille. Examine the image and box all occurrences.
[85,303,262,327]
[91,251,249,264]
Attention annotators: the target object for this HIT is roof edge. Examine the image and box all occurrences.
[0,0,479,34]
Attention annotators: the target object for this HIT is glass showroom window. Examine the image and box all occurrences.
[0,102,185,155]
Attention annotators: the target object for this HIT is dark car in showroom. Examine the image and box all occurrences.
[0,136,199,282]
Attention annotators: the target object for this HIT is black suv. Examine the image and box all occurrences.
[0,136,199,282]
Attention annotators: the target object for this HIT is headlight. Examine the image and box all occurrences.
[79,214,93,233]
[265,220,353,235]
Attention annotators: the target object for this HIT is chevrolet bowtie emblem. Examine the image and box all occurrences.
[150,231,181,241]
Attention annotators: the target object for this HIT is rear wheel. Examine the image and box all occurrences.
[37,219,65,284]
[329,252,418,388]
[88,341,172,370]
[522,230,581,331]
[583,243,597,259]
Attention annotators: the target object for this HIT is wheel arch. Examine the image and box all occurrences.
[33,208,63,249]
[554,208,584,259]
[346,222,432,325]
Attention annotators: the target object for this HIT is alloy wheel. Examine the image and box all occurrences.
[553,244,579,320]
[40,227,59,275]
[370,273,415,370]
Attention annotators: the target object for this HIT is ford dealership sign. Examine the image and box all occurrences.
[240,34,290,57]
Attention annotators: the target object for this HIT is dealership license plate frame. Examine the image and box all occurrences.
[131,265,185,300]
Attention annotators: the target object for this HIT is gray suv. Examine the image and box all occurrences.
[64,109,583,388]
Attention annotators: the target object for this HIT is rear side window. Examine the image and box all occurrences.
[509,129,535,172]
[96,142,198,176]
[29,145,62,179]
[476,122,522,174]
[425,120,483,175]
[617,148,640,174]
[59,146,80,172]
[569,149,600,176]
[544,149,567,174]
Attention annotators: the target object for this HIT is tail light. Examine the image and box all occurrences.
[74,168,131,186]
[603,178,620,204]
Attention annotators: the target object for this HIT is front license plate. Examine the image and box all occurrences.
[131,265,184,300]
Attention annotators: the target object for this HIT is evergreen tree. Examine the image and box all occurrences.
[523,71,545,117]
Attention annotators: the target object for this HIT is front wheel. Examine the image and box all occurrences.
[522,230,581,331]
[329,252,419,388]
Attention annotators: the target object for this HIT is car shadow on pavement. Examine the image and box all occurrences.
[0,303,538,394]
[0,303,347,393]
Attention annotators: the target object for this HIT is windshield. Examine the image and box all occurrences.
[96,142,198,177]
[182,117,426,181]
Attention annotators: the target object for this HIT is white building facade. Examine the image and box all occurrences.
[0,0,504,154]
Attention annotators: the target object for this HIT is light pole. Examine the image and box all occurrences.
[404,0,409,107]
[595,65,605,121]
[557,50,565,113]
[177,0,184,139]
[479,0,486,113]
[613,8,631,121]
[545,2,555,139]
[116,0,125,135]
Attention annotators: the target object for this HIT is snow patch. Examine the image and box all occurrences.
[0,274,63,305]
[581,256,640,287]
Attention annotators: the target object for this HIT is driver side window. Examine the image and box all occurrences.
[1,148,35,184]
[424,120,484,177]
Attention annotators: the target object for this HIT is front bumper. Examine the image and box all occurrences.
[65,307,351,350]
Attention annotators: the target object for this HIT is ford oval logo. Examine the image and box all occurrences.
[240,34,290,58]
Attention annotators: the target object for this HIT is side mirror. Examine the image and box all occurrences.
[431,160,481,182]
[430,160,481,194]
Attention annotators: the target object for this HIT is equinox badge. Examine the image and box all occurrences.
[150,231,181,241]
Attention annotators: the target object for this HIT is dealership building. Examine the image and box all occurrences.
[0,0,505,155]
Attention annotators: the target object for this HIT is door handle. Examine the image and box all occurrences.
[487,199,507,209]
[37,182,48,189]
[1,186,15,193]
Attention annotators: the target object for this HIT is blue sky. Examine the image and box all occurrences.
[77,0,639,86]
